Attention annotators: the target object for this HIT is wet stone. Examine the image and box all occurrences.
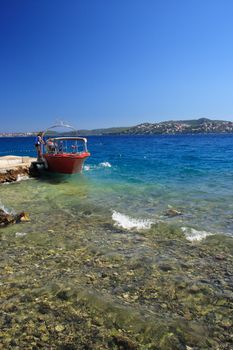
[110,334,138,350]
[215,254,225,260]
[159,332,186,350]
[3,314,12,325]
[37,302,51,314]
[56,289,74,301]
[83,210,92,216]
[188,284,200,294]
[158,263,174,272]
[59,343,77,350]
[165,208,182,217]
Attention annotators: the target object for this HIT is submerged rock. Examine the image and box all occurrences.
[165,208,182,217]
[158,263,174,272]
[18,212,30,222]
[0,209,30,226]
[110,334,138,350]
[0,209,14,225]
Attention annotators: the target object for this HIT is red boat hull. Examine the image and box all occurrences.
[43,152,90,174]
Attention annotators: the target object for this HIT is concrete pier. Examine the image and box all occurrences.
[0,155,37,183]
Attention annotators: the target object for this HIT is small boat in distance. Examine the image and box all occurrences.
[42,122,90,174]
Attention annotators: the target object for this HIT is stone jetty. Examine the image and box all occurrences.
[0,155,37,183]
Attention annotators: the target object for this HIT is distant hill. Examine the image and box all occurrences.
[1,118,233,137]
[77,127,130,136]
[117,118,233,135]
[67,118,233,135]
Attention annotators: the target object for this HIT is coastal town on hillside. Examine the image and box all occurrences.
[120,118,233,135]
[1,118,233,136]
[0,132,35,137]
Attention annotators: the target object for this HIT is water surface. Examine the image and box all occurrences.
[1,135,233,349]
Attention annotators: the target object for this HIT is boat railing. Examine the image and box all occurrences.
[43,137,88,155]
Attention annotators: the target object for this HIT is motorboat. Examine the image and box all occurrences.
[42,122,90,174]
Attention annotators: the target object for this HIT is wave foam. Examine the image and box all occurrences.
[0,201,15,215]
[84,162,112,171]
[16,175,30,182]
[100,162,111,168]
[181,227,214,241]
[112,210,154,230]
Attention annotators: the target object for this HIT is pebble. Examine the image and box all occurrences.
[15,232,27,237]
[165,208,182,217]
[215,254,225,260]
[55,325,65,332]
[158,263,173,272]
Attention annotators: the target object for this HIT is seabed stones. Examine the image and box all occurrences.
[0,191,233,349]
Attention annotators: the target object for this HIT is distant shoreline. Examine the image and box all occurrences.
[1,118,233,136]
[2,132,233,138]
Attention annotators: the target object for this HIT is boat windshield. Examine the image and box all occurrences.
[42,122,88,155]
[44,137,88,155]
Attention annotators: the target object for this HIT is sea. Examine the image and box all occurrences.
[1,134,233,349]
[1,134,233,238]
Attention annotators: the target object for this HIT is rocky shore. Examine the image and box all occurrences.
[0,156,38,183]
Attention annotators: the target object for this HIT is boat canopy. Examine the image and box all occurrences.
[43,121,78,136]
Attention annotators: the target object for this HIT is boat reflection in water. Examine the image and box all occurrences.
[42,123,90,174]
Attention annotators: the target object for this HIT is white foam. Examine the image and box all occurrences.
[84,162,112,171]
[15,232,27,237]
[100,162,111,168]
[181,227,214,242]
[0,201,15,215]
[16,175,29,182]
[112,210,154,230]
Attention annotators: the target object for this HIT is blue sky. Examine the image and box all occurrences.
[1,0,233,132]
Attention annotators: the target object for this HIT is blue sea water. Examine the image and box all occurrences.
[1,134,233,237]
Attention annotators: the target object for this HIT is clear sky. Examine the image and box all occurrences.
[1,0,233,132]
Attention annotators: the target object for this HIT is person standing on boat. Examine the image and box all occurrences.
[46,138,56,154]
[34,132,44,160]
